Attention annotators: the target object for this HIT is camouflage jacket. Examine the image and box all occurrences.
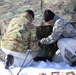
[1,12,39,53]
[40,15,76,44]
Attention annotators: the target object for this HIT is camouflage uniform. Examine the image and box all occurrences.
[40,15,76,65]
[1,12,39,60]
[36,25,58,60]
[40,15,76,44]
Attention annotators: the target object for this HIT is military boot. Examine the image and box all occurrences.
[5,54,14,69]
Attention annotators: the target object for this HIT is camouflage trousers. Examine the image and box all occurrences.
[36,25,58,61]
[36,42,58,61]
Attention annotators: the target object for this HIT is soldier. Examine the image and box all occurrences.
[40,9,76,66]
[1,10,39,69]
[36,20,58,61]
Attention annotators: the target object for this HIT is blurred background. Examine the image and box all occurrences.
[0,0,76,42]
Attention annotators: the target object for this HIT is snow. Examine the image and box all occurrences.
[0,60,76,75]
[0,48,76,75]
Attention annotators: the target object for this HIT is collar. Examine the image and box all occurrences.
[51,15,60,26]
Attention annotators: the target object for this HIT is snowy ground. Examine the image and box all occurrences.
[0,49,76,75]
[0,57,76,75]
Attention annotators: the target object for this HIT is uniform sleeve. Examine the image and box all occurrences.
[40,19,64,44]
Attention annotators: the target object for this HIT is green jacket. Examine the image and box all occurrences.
[1,12,39,53]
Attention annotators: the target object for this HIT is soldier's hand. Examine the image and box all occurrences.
[40,38,46,44]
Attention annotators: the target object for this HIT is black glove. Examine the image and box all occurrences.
[38,41,47,48]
